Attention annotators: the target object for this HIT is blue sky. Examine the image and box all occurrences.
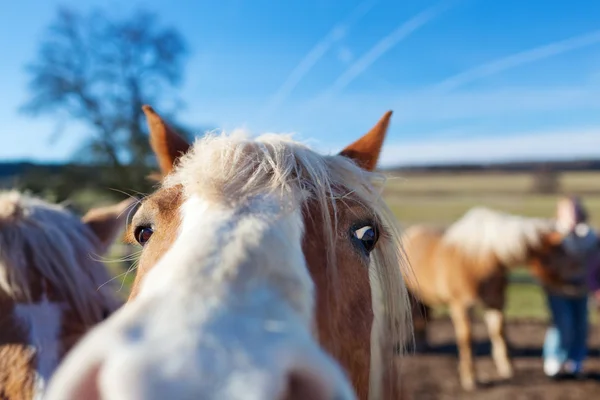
[2,0,600,166]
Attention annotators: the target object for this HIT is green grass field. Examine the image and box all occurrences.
[104,170,600,321]
[383,171,600,226]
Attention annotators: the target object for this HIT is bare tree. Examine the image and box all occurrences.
[22,7,189,190]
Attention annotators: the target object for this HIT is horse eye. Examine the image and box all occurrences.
[135,226,154,246]
[353,225,378,253]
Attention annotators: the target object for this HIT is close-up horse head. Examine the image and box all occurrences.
[44,106,413,400]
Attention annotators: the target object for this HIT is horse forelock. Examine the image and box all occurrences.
[161,131,412,398]
[442,207,556,267]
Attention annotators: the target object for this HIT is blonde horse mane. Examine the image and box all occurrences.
[0,191,121,324]
[442,206,556,267]
[165,130,412,399]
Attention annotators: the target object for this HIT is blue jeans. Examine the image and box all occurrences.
[543,294,588,372]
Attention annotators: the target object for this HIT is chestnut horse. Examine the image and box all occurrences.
[402,207,573,391]
[0,191,133,399]
[45,106,413,400]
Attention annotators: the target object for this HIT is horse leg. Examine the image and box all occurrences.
[449,302,476,391]
[484,308,513,379]
[479,269,512,380]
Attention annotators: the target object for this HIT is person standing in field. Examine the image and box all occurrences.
[542,195,600,378]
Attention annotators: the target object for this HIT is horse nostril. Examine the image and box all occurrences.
[280,369,338,400]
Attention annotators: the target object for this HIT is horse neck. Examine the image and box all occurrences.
[521,241,558,283]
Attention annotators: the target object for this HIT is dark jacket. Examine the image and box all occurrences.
[587,244,600,292]
[545,224,600,297]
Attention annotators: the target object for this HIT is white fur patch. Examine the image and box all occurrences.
[141,193,313,323]
[14,293,64,398]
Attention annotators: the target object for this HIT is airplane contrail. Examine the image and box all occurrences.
[433,28,600,93]
[319,0,457,99]
[260,0,379,120]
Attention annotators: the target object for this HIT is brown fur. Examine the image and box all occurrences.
[124,106,405,399]
[127,186,184,300]
[0,292,36,400]
[0,345,36,400]
[301,199,376,399]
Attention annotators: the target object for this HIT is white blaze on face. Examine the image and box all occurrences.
[44,193,357,400]
[139,194,314,321]
[13,292,64,399]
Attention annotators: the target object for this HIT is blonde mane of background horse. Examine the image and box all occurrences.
[441,206,556,269]
[162,128,412,397]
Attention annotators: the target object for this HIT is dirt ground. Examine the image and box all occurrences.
[399,317,600,400]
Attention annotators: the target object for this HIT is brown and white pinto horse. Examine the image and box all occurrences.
[45,107,413,400]
[0,191,132,399]
[402,207,573,391]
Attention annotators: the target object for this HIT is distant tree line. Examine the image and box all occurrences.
[385,159,600,174]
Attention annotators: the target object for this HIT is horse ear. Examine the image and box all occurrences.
[143,105,191,176]
[339,110,392,172]
[82,198,137,253]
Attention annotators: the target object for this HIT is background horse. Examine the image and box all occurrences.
[45,106,413,400]
[402,207,573,391]
[0,190,133,399]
